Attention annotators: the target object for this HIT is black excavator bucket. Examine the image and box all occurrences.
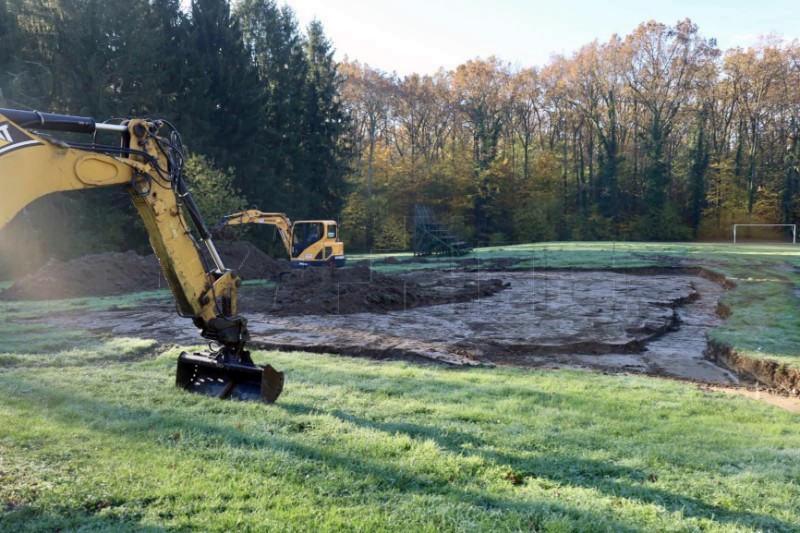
[176,351,284,403]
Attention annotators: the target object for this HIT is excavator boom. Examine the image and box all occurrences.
[0,108,283,403]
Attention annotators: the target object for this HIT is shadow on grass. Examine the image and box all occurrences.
[0,385,643,532]
[327,406,487,447]
[0,505,168,532]
[277,401,793,530]
[1,374,795,532]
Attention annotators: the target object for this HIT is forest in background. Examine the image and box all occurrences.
[340,21,800,249]
[1,0,799,277]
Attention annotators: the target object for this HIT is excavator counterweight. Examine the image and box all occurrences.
[0,108,283,403]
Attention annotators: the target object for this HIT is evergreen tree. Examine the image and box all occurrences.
[0,0,13,86]
[782,132,800,223]
[181,0,263,180]
[53,0,122,115]
[301,20,349,217]
[640,115,671,236]
[595,90,621,219]
[235,0,307,210]
[687,106,710,236]
[145,0,190,117]
[1,0,57,109]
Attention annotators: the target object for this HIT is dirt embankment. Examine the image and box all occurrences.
[706,341,800,395]
[0,241,505,316]
[0,241,289,301]
[212,241,290,280]
[0,251,166,300]
[695,270,800,396]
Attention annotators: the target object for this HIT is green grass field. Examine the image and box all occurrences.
[1,242,799,531]
[2,350,799,532]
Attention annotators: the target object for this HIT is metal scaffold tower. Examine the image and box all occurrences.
[412,205,473,256]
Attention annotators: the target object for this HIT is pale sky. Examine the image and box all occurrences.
[285,0,800,75]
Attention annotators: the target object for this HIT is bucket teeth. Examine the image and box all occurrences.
[176,351,284,404]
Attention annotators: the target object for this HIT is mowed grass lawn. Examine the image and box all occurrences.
[0,242,799,531]
[1,348,799,532]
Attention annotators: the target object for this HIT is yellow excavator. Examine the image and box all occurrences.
[216,210,345,268]
[0,107,283,403]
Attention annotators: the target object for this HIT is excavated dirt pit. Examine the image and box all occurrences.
[10,267,740,384]
[242,264,509,315]
[243,270,739,382]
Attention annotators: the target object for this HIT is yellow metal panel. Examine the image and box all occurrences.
[0,118,131,229]
[75,154,122,185]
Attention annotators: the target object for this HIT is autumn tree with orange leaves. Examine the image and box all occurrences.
[339,19,800,249]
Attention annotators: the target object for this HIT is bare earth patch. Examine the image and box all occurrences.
[262,264,509,315]
[242,270,739,384]
[14,267,742,385]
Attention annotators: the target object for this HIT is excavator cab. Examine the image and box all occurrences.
[291,220,345,268]
[291,221,323,257]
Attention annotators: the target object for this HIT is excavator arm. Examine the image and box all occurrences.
[216,210,294,258]
[0,108,283,403]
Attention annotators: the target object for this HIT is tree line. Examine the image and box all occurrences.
[2,7,799,275]
[339,20,800,249]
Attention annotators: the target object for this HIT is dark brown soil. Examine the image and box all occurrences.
[240,263,509,315]
[212,241,290,280]
[706,340,800,395]
[0,241,505,314]
[0,241,289,301]
[0,251,166,300]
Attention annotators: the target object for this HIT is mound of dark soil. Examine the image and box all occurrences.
[0,241,289,301]
[0,251,167,300]
[243,264,509,315]
[211,241,290,280]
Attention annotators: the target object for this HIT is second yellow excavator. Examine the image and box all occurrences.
[216,210,346,268]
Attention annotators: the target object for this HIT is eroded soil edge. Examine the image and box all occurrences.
[706,340,800,395]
